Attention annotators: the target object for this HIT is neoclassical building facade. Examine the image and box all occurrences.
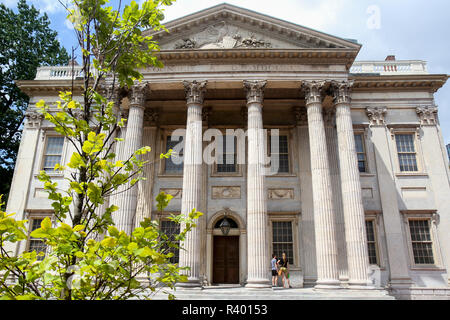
[8,4,450,299]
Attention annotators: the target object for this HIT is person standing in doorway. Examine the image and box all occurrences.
[271,253,278,287]
[278,252,292,288]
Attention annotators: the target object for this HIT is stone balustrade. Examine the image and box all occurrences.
[350,60,428,75]
[34,65,90,80]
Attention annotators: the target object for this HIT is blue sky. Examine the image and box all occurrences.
[2,0,450,143]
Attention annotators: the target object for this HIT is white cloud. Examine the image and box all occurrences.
[28,0,67,14]
[0,0,17,7]
[64,18,74,30]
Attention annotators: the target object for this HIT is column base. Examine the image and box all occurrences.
[176,278,203,289]
[245,279,272,289]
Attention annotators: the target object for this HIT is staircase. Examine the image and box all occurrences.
[152,286,396,300]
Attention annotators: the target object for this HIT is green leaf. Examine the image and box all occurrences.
[73,225,85,232]
[67,153,86,169]
[41,217,52,230]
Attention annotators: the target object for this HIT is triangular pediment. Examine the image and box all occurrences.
[147,3,361,51]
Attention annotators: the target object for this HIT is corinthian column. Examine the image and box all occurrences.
[244,80,271,288]
[113,83,147,234]
[332,80,371,288]
[301,80,340,289]
[178,80,207,288]
[323,108,349,283]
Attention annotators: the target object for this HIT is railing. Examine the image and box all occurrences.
[350,60,428,75]
[34,66,88,80]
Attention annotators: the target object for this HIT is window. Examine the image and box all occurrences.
[27,218,47,261]
[354,133,367,173]
[365,219,379,265]
[160,220,180,264]
[395,134,418,172]
[272,221,294,265]
[269,134,290,174]
[216,136,237,173]
[165,135,184,174]
[43,136,64,172]
[408,219,435,265]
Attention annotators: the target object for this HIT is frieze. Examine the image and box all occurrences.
[160,188,182,199]
[268,188,294,200]
[212,186,241,199]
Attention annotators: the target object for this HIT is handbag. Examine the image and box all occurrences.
[278,269,282,276]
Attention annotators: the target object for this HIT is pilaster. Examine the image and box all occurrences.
[366,106,412,288]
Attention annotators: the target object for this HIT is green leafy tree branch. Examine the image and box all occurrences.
[0,0,202,300]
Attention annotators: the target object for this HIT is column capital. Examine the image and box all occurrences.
[416,105,438,126]
[243,80,267,105]
[183,80,207,105]
[331,80,354,106]
[130,82,148,109]
[366,106,387,126]
[301,80,326,105]
[25,109,44,128]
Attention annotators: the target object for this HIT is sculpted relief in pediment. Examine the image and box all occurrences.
[169,21,275,50]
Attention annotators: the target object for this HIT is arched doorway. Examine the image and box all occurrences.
[206,209,246,286]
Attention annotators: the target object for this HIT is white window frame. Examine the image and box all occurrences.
[211,129,243,177]
[354,130,369,174]
[401,211,443,270]
[266,129,296,177]
[158,129,184,177]
[268,212,300,269]
[39,133,66,175]
[157,214,181,265]
[365,217,380,266]
[390,128,426,175]
[25,212,53,260]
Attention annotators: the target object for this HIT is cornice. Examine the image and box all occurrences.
[350,74,448,93]
[146,3,361,51]
[15,80,84,95]
[156,48,359,69]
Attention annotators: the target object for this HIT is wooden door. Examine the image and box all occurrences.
[213,236,239,284]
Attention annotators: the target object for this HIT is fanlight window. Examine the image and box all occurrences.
[214,218,239,229]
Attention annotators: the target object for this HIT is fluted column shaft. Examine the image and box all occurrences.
[302,81,340,288]
[178,80,207,288]
[324,109,349,283]
[332,81,371,287]
[244,80,271,288]
[113,84,146,234]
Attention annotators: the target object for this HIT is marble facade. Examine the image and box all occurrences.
[8,4,450,299]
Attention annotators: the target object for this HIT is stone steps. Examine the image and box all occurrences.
[152,287,396,300]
